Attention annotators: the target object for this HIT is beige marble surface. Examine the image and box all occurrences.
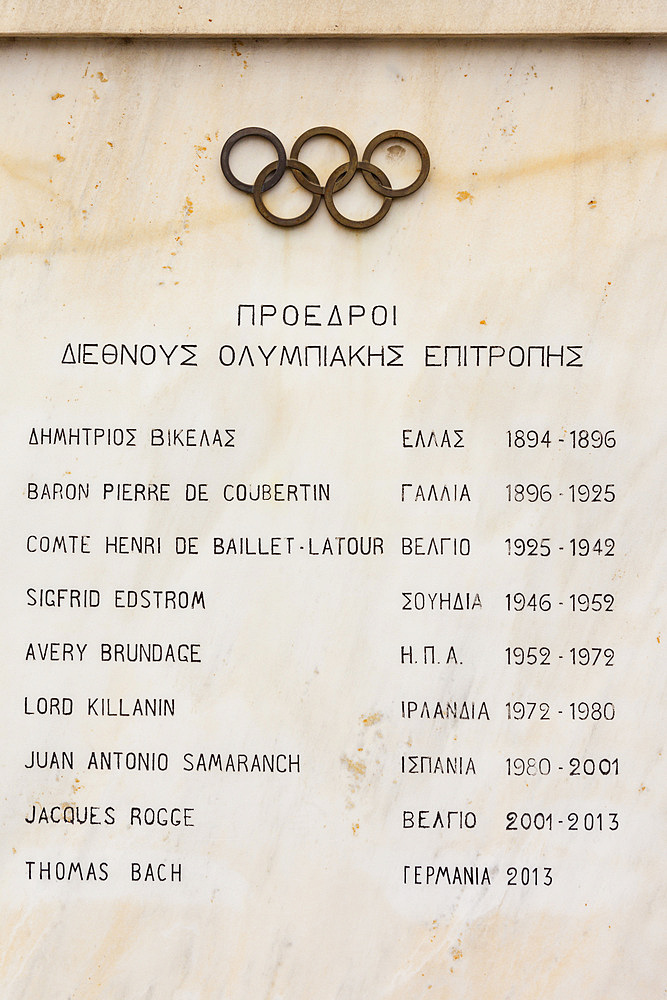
[0,0,665,36]
[0,36,665,1000]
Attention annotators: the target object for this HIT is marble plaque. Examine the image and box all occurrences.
[1,35,665,999]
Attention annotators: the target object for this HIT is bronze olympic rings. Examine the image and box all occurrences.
[220,126,429,230]
[220,127,287,194]
[324,161,393,230]
[253,158,321,228]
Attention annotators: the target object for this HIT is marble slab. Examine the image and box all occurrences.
[0,0,665,37]
[0,35,665,1000]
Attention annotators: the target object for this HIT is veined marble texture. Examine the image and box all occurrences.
[0,36,665,1000]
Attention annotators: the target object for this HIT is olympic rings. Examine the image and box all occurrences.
[324,161,393,230]
[220,127,429,230]
[253,159,321,228]
[220,127,287,194]
[290,127,358,195]
[362,130,430,198]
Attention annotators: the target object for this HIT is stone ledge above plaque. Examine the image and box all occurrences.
[0,0,665,37]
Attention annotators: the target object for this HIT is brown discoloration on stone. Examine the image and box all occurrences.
[343,756,366,778]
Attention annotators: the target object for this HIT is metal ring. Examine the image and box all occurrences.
[323,161,393,230]
[252,158,322,228]
[361,130,430,198]
[290,127,358,195]
[220,127,287,194]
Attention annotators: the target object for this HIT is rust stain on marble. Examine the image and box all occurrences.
[231,40,248,70]
[480,135,667,186]
[384,912,610,999]
[426,134,667,194]
[75,909,149,1000]
[182,196,194,229]
[1,136,664,262]
[343,757,366,778]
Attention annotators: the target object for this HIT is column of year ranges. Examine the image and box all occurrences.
[504,429,618,618]
[501,426,622,848]
[504,426,619,622]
